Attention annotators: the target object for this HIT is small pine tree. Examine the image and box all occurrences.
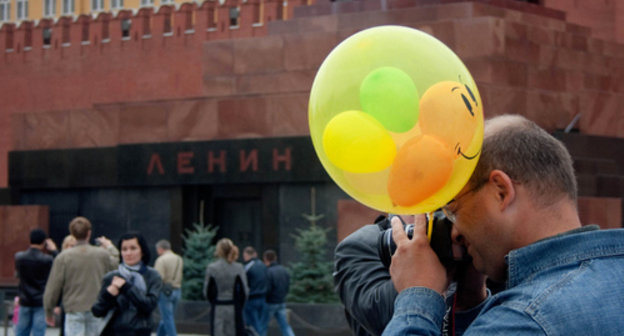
[287,224,338,303]
[181,222,218,300]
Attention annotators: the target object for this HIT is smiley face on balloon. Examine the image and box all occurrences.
[309,26,484,214]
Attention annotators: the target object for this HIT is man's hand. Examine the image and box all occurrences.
[389,215,448,296]
[44,239,58,252]
[46,315,55,327]
[97,236,113,248]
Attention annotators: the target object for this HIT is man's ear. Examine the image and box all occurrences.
[489,170,515,211]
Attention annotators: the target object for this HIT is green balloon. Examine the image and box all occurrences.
[359,66,419,133]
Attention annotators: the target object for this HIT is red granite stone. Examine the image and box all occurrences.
[203,76,237,97]
[537,45,557,66]
[504,38,540,64]
[0,206,49,286]
[553,48,585,70]
[167,99,219,141]
[22,111,70,150]
[504,21,527,40]
[436,2,475,20]
[69,107,119,148]
[578,197,622,229]
[478,83,527,118]
[233,36,284,74]
[283,32,338,71]
[335,11,390,31]
[578,92,621,136]
[202,40,235,76]
[384,5,439,25]
[464,58,528,87]
[426,21,456,50]
[118,103,169,144]
[525,90,579,131]
[527,67,567,91]
[236,70,316,95]
[565,70,584,92]
[10,114,25,151]
[336,199,383,242]
[267,93,309,136]
[217,97,271,138]
[583,74,616,93]
[526,25,556,45]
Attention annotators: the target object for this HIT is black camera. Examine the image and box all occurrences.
[377,211,467,269]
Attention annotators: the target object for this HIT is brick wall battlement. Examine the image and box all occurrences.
[0,0,310,57]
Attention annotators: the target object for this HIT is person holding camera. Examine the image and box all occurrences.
[155,239,184,336]
[14,229,58,336]
[334,215,488,336]
[383,114,624,335]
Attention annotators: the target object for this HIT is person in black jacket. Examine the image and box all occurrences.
[14,228,58,336]
[92,232,162,336]
[333,220,396,336]
[262,250,295,336]
[243,246,268,336]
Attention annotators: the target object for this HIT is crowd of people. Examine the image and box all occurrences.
[14,217,295,336]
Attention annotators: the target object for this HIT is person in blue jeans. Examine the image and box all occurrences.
[15,229,58,336]
[383,115,624,335]
[154,239,184,336]
[263,250,295,336]
[243,246,268,336]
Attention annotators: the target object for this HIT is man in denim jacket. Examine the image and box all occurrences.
[383,114,624,335]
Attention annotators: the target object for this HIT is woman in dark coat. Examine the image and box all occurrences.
[92,232,162,336]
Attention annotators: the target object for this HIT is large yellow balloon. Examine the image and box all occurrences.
[309,25,484,214]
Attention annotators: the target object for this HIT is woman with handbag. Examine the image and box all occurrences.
[92,232,162,336]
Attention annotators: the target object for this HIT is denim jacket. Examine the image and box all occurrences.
[383,226,624,335]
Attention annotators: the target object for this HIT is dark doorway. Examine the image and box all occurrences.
[215,198,262,250]
[182,184,277,255]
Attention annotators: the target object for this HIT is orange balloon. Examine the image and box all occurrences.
[387,135,453,207]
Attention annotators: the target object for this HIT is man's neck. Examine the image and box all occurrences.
[514,198,582,248]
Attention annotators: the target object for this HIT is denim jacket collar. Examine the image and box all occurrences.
[505,225,624,288]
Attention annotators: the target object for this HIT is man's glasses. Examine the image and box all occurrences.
[441,184,482,223]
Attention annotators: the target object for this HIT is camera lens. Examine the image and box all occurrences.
[377,212,461,269]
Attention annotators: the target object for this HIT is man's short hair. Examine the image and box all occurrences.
[263,249,277,263]
[156,239,171,250]
[243,246,256,256]
[30,228,47,245]
[69,217,91,240]
[470,115,577,206]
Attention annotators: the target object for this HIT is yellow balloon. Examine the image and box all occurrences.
[322,110,396,173]
[309,25,484,214]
